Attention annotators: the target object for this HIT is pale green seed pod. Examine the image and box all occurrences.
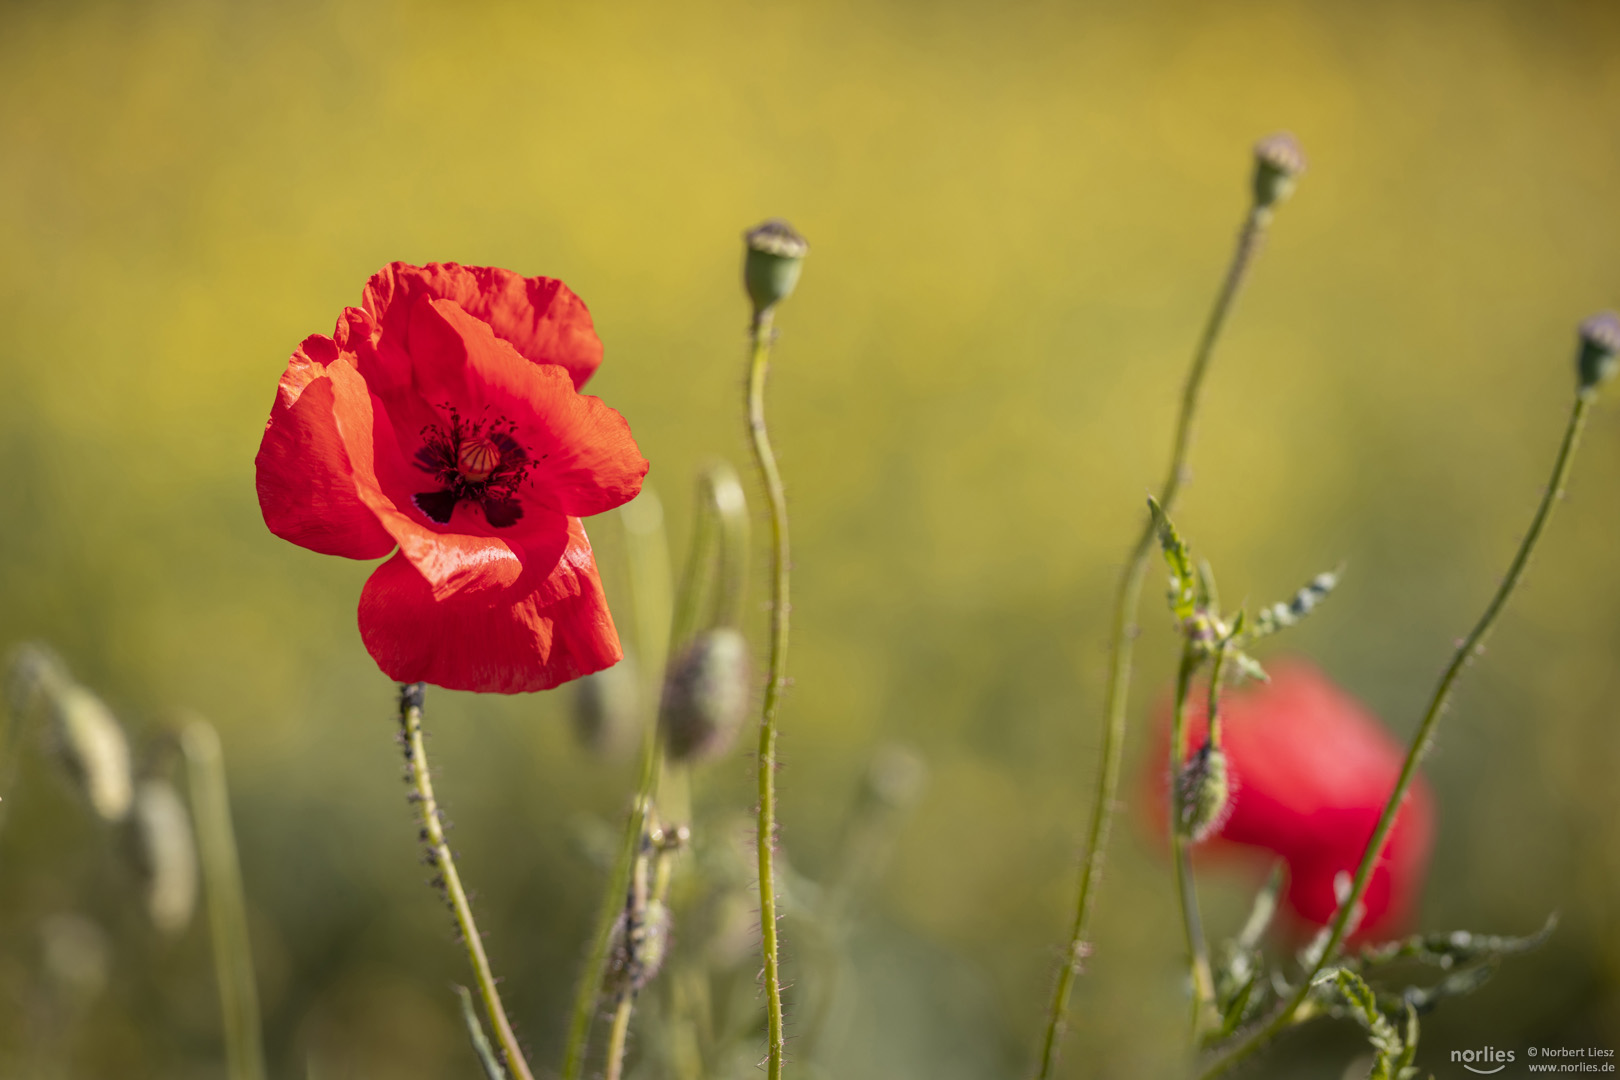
[1177,741,1231,844]
[1576,311,1620,394]
[1252,132,1306,211]
[128,779,199,936]
[572,656,642,758]
[661,628,751,763]
[48,684,133,823]
[743,219,809,316]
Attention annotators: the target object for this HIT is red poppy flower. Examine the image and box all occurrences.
[255,262,647,693]
[1147,660,1436,942]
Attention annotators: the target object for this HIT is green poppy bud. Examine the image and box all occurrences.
[1252,133,1306,211]
[1576,311,1620,394]
[127,779,199,936]
[1177,741,1231,843]
[603,898,672,996]
[743,219,809,317]
[661,628,750,763]
[48,683,133,823]
[572,657,642,758]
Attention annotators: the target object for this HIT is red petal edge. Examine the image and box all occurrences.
[357,517,621,693]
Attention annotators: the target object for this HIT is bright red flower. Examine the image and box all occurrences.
[1148,661,1436,942]
[255,262,647,693]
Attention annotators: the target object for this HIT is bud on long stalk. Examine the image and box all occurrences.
[128,778,200,936]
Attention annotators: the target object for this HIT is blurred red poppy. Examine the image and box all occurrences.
[1148,660,1435,942]
[256,262,647,693]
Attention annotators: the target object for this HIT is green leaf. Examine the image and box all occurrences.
[454,985,509,1080]
[1250,566,1342,640]
[1148,496,1197,620]
[1355,914,1556,972]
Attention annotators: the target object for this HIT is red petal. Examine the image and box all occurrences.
[357,517,621,693]
[255,338,394,559]
[362,262,603,388]
[403,296,647,516]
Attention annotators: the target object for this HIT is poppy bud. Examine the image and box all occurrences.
[1177,740,1231,843]
[1252,133,1306,211]
[743,219,809,317]
[603,898,672,996]
[661,628,750,763]
[1576,310,1620,394]
[572,657,642,758]
[127,779,199,936]
[47,683,134,823]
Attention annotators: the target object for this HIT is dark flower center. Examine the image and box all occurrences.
[412,407,533,528]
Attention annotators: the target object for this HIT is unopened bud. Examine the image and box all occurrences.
[1252,133,1306,211]
[1576,311,1620,394]
[1177,741,1231,843]
[127,779,199,936]
[572,657,642,758]
[48,684,133,822]
[604,899,672,996]
[863,744,927,811]
[743,219,809,316]
[661,629,750,763]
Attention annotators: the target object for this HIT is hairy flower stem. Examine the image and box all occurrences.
[604,994,635,1080]
[562,496,671,1080]
[1199,392,1595,1080]
[397,684,536,1080]
[747,306,791,1080]
[1036,204,1273,1079]
[1169,651,1218,1039]
[182,720,267,1080]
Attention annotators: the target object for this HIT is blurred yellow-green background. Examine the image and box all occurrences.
[2,0,1619,1076]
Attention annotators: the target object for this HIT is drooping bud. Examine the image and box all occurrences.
[743,219,809,317]
[1576,311,1620,394]
[603,898,672,996]
[863,744,927,812]
[127,779,199,936]
[1176,741,1231,843]
[47,683,134,823]
[39,913,110,1004]
[661,628,750,763]
[1252,133,1306,211]
[572,656,642,758]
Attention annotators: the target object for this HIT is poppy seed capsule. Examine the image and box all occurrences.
[661,628,750,763]
[127,780,199,936]
[455,435,501,482]
[743,219,809,316]
[47,684,134,823]
[1576,311,1620,394]
[1252,132,1306,210]
[1177,741,1231,844]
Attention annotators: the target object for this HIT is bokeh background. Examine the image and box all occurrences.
[2,0,1619,1076]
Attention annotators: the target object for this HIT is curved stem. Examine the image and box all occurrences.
[747,306,791,1080]
[182,720,267,1080]
[562,497,672,1080]
[1199,392,1594,1080]
[1169,652,1217,1038]
[1036,205,1271,1079]
[396,684,535,1080]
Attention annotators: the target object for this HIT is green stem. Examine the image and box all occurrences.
[562,496,671,1080]
[181,719,267,1080]
[747,306,791,1080]
[1199,392,1594,1080]
[396,685,535,1080]
[1035,204,1271,1079]
[603,994,635,1080]
[1169,651,1217,1038]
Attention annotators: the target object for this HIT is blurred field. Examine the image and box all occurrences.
[2,0,1619,1076]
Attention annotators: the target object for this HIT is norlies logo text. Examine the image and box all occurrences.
[1454,1046,1516,1074]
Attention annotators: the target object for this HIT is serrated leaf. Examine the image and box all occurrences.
[1250,567,1342,640]
[1231,651,1270,684]
[1356,914,1557,972]
[1148,496,1197,620]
